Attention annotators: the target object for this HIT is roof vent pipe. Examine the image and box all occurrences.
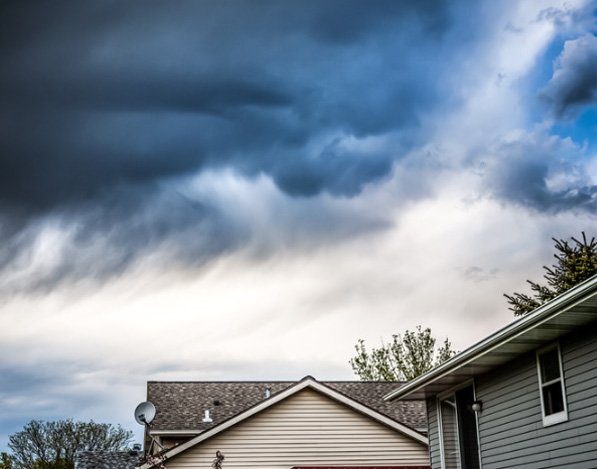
[266,387,271,398]
[203,410,213,423]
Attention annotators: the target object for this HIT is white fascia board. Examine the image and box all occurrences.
[137,377,427,468]
[384,275,597,401]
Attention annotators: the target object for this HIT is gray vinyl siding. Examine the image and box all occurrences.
[426,399,441,469]
[475,327,597,469]
[164,388,429,469]
[425,327,597,469]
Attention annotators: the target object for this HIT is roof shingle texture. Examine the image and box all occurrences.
[75,450,142,469]
[146,380,426,434]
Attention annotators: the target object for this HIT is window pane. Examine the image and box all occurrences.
[539,348,561,383]
[543,382,565,415]
[441,396,461,469]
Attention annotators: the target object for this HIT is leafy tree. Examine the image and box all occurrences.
[350,325,455,381]
[505,233,597,316]
[7,419,134,469]
[1,452,14,469]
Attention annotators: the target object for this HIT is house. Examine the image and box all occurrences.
[138,376,431,469]
[384,276,597,469]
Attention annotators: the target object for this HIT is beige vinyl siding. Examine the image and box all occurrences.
[165,388,428,469]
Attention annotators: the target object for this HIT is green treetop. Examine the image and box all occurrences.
[505,233,597,316]
[350,325,455,381]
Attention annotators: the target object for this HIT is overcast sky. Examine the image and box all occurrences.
[1,0,597,451]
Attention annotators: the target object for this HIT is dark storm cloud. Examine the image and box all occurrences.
[0,185,246,295]
[540,34,597,118]
[272,139,394,197]
[0,0,455,292]
[0,0,448,211]
[483,135,597,213]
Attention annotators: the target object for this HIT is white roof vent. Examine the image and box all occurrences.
[266,387,271,398]
[203,409,213,423]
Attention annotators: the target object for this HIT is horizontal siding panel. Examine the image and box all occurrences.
[567,387,597,408]
[478,374,537,406]
[478,386,538,419]
[480,421,542,446]
[478,362,536,394]
[176,444,425,451]
[478,387,537,418]
[215,435,419,442]
[481,411,597,457]
[202,430,405,437]
[564,357,597,380]
[560,332,597,357]
[174,449,428,457]
[483,439,597,467]
[173,457,440,461]
[478,406,542,439]
[478,354,535,384]
[482,418,597,454]
[480,394,539,423]
[477,371,536,398]
[564,370,596,393]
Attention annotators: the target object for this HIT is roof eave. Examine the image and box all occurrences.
[384,275,597,401]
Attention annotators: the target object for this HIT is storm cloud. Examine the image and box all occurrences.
[477,129,597,213]
[0,0,458,293]
[0,0,449,212]
[540,33,597,118]
[0,0,596,295]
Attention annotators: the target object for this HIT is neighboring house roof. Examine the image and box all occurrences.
[140,376,428,469]
[147,377,427,434]
[384,275,597,401]
[75,450,142,469]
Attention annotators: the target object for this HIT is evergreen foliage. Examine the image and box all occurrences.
[350,325,455,381]
[505,233,597,316]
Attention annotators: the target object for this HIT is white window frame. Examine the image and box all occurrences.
[536,342,568,427]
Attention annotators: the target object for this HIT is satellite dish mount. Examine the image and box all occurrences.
[134,401,165,454]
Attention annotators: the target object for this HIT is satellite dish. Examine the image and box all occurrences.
[134,401,156,425]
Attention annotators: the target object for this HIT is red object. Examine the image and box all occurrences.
[291,467,431,469]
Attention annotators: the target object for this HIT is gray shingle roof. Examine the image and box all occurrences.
[146,378,426,434]
[75,450,142,469]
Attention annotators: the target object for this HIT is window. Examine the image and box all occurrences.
[439,384,480,469]
[536,343,568,426]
